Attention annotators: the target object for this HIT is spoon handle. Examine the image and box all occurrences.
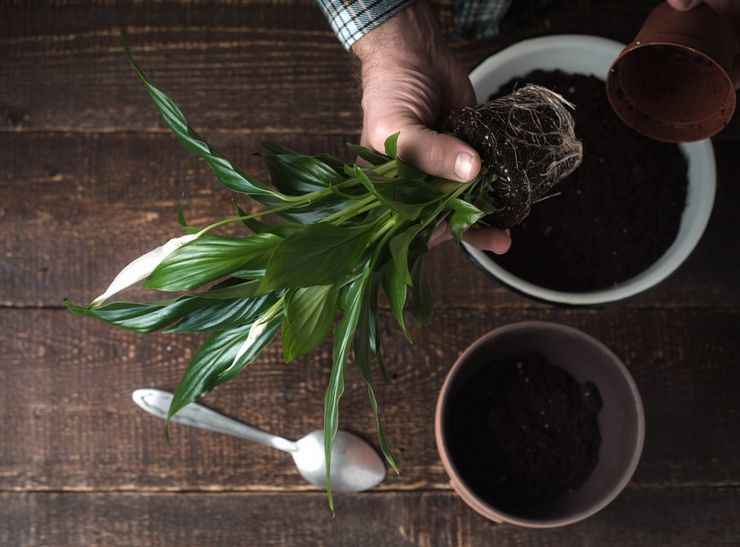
[132,389,298,453]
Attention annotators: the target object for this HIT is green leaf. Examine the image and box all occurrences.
[177,206,199,234]
[367,276,388,381]
[169,293,277,333]
[324,263,371,512]
[65,298,196,333]
[145,234,281,291]
[194,279,262,299]
[380,260,408,338]
[259,193,352,225]
[389,227,418,287]
[262,223,373,291]
[282,285,339,362]
[384,132,399,158]
[124,45,281,200]
[448,198,484,240]
[168,314,280,419]
[233,201,301,238]
[396,158,426,181]
[409,255,433,324]
[354,276,398,472]
[346,143,389,166]
[266,154,343,195]
[66,286,275,334]
[352,166,425,220]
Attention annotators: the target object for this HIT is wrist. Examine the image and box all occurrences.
[352,0,444,65]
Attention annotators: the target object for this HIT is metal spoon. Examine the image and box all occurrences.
[132,389,386,492]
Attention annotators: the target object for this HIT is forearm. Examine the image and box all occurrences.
[352,0,443,64]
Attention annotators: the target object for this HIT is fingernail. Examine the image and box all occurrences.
[454,153,474,181]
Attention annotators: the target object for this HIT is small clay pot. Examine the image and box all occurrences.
[435,322,645,527]
[606,3,736,142]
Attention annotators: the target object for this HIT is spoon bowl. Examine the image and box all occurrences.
[132,389,386,492]
[293,430,387,492]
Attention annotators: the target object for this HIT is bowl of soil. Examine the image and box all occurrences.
[462,35,716,305]
[435,322,645,527]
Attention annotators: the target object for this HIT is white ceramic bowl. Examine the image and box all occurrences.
[463,35,716,305]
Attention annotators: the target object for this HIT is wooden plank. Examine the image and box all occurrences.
[5,0,735,140]
[2,307,738,490]
[1,134,738,308]
[1,488,738,546]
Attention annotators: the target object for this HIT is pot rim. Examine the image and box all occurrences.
[434,321,646,527]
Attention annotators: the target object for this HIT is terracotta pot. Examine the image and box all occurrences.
[435,322,645,527]
[606,3,736,142]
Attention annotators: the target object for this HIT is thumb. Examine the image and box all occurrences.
[396,124,482,182]
[666,0,704,10]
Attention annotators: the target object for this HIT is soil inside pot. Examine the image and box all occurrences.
[486,70,688,292]
[446,353,603,512]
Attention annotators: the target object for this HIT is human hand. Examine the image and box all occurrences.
[667,0,740,86]
[352,0,511,254]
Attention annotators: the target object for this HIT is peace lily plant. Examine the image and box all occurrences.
[67,46,581,510]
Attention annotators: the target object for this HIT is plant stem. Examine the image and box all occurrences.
[320,194,378,224]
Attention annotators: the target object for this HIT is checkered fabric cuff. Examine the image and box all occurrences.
[317,0,414,50]
[455,0,513,40]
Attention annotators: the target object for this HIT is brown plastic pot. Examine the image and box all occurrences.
[435,322,645,527]
[606,2,736,142]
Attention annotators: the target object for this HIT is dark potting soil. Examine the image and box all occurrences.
[487,70,688,292]
[446,353,603,512]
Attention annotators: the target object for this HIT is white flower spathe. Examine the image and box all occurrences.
[91,233,199,307]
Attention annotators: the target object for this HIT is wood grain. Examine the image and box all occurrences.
[2,488,738,546]
[2,307,738,491]
[1,0,735,137]
[2,0,739,543]
[1,134,738,308]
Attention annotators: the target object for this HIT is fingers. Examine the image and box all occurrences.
[429,221,512,254]
[371,122,481,182]
[666,0,705,9]
[462,227,512,254]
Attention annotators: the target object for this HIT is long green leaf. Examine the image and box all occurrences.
[169,294,276,333]
[266,154,343,195]
[65,298,195,333]
[324,263,370,511]
[146,234,281,291]
[168,314,280,418]
[261,223,373,291]
[354,276,398,472]
[66,286,276,334]
[282,285,339,362]
[124,45,282,200]
[233,201,301,238]
[259,193,352,224]
[346,143,389,166]
[389,227,418,286]
[409,255,433,324]
[367,275,388,381]
[380,260,408,339]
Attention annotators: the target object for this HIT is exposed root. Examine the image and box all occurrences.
[444,84,583,227]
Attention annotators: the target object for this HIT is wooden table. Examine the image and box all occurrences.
[2,1,739,544]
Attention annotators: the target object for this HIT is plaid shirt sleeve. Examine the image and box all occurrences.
[455,0,513,40]
[316,0,414,50]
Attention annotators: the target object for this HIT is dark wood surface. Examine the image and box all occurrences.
[1,0,739,545]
